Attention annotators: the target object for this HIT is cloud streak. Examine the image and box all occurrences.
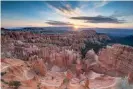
[93,1,109,8]
[46,1,72,12]
[112,11,133,17]
[70,15,125,23]
[46,1,81,17]
[45,20,73,26]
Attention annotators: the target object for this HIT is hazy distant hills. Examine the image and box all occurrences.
[4,27,74,34]
[109,35,133,46]
[5,27,133,37]
[95,28,133,37]
[2,27,133,46]
[95,28,133,46]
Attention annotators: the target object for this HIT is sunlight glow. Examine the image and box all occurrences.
[73,25,79,29]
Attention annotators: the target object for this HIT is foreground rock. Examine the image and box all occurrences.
[1,58,117,89]
[92,44,133,83]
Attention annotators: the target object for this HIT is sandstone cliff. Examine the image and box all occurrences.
[91,44,133,83]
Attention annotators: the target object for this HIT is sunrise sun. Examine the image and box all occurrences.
[73,25,79,29]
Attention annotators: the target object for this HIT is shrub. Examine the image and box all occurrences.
[1,79,8,84]
[81,41,105,59]
[1,72,6,76]
[8,81,21,89]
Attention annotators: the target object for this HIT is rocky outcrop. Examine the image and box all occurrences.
[91,44,133,83]
[0,54,121,89]
[1,58,36,82]
[31,59,47,76]
[1,29,110,60]
[3,28,133,88]
[84,49,98,65]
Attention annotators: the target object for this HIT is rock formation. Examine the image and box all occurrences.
[31,58,47,76]
[2,28,133,89]
[91,44,133,83]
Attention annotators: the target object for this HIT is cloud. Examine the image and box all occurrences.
[45,20,73,26]
[112,11,133,17]
[47,2,72,12]
[93,1,109,8]
[46,1,81,17]
[2,19,49,28]
[70,15,125,23]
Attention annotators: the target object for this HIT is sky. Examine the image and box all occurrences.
[1,1,133,29]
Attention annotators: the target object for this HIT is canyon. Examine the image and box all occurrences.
[1,28,133,89]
